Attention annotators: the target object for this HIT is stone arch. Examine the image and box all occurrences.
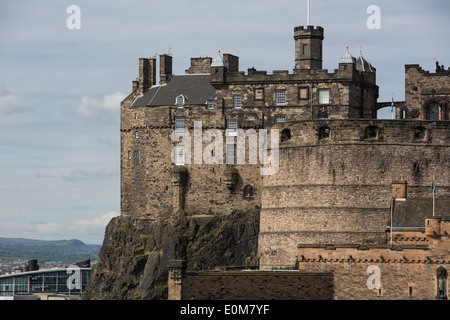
[423,99,450,120]
[426,100,440,120]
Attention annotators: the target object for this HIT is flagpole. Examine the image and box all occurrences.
[307,0,310,26]
[432,175,435,217]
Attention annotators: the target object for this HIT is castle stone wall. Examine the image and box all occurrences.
[259,120,450,268]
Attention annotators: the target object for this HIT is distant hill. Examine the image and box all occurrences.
[0,237,101,264]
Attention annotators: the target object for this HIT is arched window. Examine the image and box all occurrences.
[436,267,447,299]
[318,126,331,140]
[243,185,254,200]
[281,128,292,143]
[427,102,440,120]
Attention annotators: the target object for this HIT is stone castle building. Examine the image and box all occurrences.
[120,24,449,300]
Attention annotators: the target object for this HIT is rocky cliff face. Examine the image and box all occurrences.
[81,209,259,300]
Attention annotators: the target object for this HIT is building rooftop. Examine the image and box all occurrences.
[131,74,215,108]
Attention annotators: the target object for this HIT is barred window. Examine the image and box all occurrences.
[175,117,185,134]
[227,119,237,136]
[275,115,286,123]
[275,91,286,105]
[226,144,236,165]
[133,150,140,167]
[233,94,242,109]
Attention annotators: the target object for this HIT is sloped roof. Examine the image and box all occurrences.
[392,198,450,228]
[131,74,215,108]
[356,54,375,72]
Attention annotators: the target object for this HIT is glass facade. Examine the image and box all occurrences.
[0,268,91,296]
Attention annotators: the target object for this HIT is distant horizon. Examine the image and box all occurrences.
[0,236,102,246]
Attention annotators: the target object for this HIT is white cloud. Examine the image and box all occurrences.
[72,211,119,231]
[0,82,33,115]
[68,211,120,243]
[61,164,119,181]
[68,91,126,123]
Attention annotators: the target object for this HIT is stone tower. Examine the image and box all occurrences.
[294,26,324,70]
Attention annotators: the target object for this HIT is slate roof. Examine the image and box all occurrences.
[131,74,215,108]
[356,54,375,72]
[392,198,450,228]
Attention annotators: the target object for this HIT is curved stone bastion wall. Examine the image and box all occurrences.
[258,119,450,268]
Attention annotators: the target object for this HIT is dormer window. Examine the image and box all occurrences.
[175,95,186,108]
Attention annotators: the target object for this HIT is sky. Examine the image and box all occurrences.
[0,0,448,244]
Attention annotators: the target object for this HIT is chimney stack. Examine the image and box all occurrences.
[160,54,173,85]
[139,57,156,94]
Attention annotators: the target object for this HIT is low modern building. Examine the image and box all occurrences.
[0,260,91,300]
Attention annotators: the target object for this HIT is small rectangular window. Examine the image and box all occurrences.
[227,119,237,136]
[175,117,185,134]
[226,144,236,165]
[133,150,140,167]
[275,91,286,105]
[299,87,309,100]
[275,115,286,123]
[319,89,330,104]
[233,94,242,109]
[128,151,132,160]
[302,44,308,55]
[135,131,139,139]
[206,100,214,109]
[254,88,264,100]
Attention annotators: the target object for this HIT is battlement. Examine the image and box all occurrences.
[294,25,324,37]
[405,64,450,76]
[297,244,435,264]
[270,119,450,146]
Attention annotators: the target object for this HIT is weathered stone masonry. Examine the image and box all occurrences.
[117,24,449,300]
